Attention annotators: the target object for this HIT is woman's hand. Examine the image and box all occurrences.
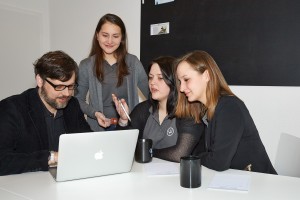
[95,111,111,128]
[112,94,129,124]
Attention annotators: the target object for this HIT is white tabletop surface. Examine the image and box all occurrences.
[0,158,300,200]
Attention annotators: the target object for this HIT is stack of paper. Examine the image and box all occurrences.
[208,173,251,192]
[144,162,179,176]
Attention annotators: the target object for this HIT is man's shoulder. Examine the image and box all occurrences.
[0,88,38,114]
[1,88,36,104]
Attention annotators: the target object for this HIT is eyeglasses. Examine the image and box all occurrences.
[45,79,78,91]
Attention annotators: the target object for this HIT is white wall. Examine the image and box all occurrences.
[231,86,300,162]
[49,0,141,64]
[1,0,300,165]
[0,0,50,100]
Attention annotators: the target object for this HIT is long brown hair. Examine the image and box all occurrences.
[89,13,128,86]
[175,50,234,121]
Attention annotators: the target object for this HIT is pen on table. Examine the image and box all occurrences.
[118,99,131,122]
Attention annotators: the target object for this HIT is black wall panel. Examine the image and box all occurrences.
[141,0,300,86]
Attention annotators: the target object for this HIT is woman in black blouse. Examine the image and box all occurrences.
[175,50,277,174]
[112,56,204,162]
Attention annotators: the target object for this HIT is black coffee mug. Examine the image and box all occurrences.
[135,139,153,163]
[180,155,201,188]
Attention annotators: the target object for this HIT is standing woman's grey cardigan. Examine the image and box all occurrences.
[75,54,149,131]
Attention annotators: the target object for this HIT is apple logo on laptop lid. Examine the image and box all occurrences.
[94,150,104,160]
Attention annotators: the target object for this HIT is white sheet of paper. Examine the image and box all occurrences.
[208,173,251,192]
[144,162,179,176]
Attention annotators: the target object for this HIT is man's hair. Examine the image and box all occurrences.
[33,50,78,81]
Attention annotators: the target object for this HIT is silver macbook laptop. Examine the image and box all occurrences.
[49,129,139,182]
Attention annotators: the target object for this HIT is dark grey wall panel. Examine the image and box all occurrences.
[141,0,300,86]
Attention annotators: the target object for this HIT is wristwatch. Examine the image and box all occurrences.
[48,151,55,165]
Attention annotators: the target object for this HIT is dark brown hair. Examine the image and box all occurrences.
[34,50,78,82]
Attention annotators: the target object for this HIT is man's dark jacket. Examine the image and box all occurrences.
[0,88,91,175]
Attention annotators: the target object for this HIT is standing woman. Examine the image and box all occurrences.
[112,56,203,162]
[76,13,149,131]
[175,50,276,174]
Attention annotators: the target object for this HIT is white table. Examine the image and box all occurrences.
[0,158,300,200]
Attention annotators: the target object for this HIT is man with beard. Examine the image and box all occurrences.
[0,51,91,176]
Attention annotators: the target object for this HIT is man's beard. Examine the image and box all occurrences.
[40,86,71,109]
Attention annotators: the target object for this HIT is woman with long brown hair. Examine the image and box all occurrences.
[76,13,149,131]
[175,50,276,174]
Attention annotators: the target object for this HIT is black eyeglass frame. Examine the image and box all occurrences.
[44,79,78,91]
